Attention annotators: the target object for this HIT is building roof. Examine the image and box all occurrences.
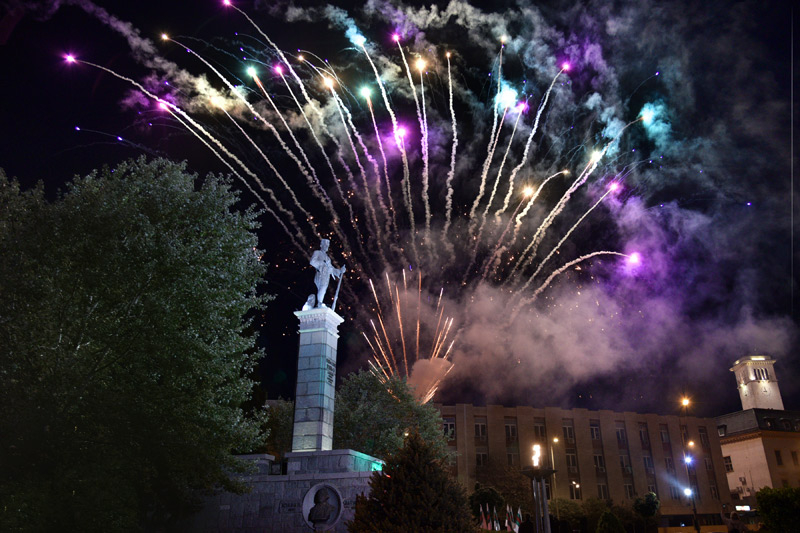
[716,408,800,437]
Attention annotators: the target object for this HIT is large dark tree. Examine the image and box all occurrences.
[756,486,800,532]
[348,430,476,533]
[0,158,268,531]
[334,370,448,461]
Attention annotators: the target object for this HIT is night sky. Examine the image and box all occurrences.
[1,0,797,419]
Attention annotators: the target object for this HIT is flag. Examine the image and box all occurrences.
[480,503,489,530]
[506,504,513,531]
[516,506,523,533]
[493,505,500,531]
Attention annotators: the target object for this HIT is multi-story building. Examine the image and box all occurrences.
[438,403,732,529]
[716,355,800,507]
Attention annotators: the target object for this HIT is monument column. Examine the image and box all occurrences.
[292,307,344,452]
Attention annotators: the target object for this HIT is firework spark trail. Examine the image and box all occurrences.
[442,53,459,259]
[167,106,303,251]
[416,271,421,361]
[359,42,418,263]
[479,189,534,280]
[252,71,333,215]
[394,284,409,377]
[468,104,509,237]
[72,58,310,251]
[518,185,617,294]
[227,4,369,262]
[514,171,569,233]
[365,95,400,244]
[328,87,386,268]
[461,107,510,282]
[370,279,399,374]
[496,68,566,218]
[217,105,316,236]
[510,118,642,280]
[397,42,427,260]
[419,65,433,258]
[468,46,505,228]
[482,108,524,225]
[510,251,632,322]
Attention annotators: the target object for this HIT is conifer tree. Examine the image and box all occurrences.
[349,430,476,533]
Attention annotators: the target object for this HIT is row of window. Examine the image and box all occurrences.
[723,450,800,473]
[444,417,712,450]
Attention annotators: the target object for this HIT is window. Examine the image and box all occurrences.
[507,452,519,466]
[563,424,575,443]
[505,419,518,442]
[669,486,680,500]
[764,418,776,429]
[698,427,710,448]
[665,457,675,472]
[475,418,487,441]
[681,425,689,444]
[782,419,793,430]
[476,452,488,467]
[776,450,784,466]
[710,484,720,499]
[443,417,455,440]
[594,454,606,472]
[569,482,582,500]
[534,419,547,439]
[660,425,670,443]
[754,368,769,380]
[705,457,714,471]
[590,421,602,441]
[643,453,654,473]
[792,451,799,467]
[566,452,578,473]
[616,426,627,445]
[639,423,650,447]
[724,456,733,472]
[624,484,635,499]
[718,425,727,437]
[597,483,609,500]
[620,454,631,469]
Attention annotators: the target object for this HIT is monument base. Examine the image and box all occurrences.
[186,450,382,532]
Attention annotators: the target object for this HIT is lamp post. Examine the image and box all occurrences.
[681,397,701,533]
[523,444,555,533]
[683,487,701,533]
[550,437,559,520]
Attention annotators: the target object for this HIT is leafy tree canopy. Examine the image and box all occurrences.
[333,370,448,461]
[0,158,269,531]
[468,483,505,522]
[348,430,475,533]
[756,486,800,532]
[596,510,626,533]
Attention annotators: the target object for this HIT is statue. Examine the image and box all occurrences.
[307,488,337,530]
[306,239,346,309]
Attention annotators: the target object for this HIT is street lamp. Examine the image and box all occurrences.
[550,438,559,520]
[683,488,701,533]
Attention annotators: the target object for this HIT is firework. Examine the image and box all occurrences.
[65,1,646,401]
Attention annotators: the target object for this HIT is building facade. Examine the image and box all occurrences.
[438,404,732,528]
[716,355,800,507]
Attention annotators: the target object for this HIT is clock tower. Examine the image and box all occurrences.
[730,355,785,410]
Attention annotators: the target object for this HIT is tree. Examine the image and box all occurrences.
[633,492,660,532]
[582,498,611,533]
[756,486,800,532]
[550,498,585,532]
[0,158,268,531]
[262,398,295,460]
[348,430,476,533]
[468,483,504,523]
[596,510,626,533]
[334,370,448,461]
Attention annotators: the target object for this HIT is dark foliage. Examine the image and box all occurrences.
[348,430,476,533]
[0,158,269,531]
